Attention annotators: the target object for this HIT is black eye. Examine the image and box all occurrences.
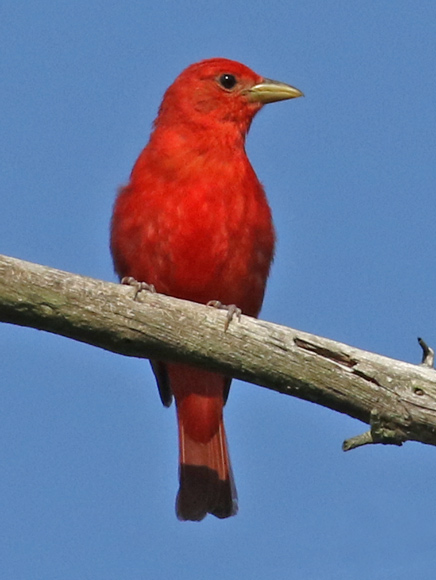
[219,73,237,90]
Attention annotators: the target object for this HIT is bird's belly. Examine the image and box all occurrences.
[138,201,273,316]
[112,175,275,317]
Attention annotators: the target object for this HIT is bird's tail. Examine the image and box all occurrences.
[176,413,237,521]
[165,363,238,521]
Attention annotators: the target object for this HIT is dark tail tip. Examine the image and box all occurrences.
[176,464,238,521]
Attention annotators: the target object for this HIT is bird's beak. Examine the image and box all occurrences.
[248,78,304,104]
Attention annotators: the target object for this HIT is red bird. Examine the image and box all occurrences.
[110,58,302,521]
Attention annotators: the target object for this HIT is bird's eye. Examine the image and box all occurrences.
[219,73,237,90]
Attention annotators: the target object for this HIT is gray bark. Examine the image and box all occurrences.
[1,253,436,450]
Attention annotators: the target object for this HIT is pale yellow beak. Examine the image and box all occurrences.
[248,78,304,104]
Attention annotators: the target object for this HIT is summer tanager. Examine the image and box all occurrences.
[110,58,302,521]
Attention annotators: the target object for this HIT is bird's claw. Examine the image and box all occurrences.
[207,300,242,331]
[121,276,156,300]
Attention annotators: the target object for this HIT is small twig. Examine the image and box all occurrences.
[343,409,406,451]
[418,337,435,368]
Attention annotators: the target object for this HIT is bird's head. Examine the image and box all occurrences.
[155,58,303,137]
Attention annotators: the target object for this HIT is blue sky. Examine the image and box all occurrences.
[1,1,436,578]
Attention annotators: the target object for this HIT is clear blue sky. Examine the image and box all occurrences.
[1,2,436,579]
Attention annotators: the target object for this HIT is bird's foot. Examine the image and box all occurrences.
[121,276,156,300]
[207,300,242,331]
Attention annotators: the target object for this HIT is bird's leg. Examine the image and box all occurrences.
[207,300,242,331]
[121,276,156,300]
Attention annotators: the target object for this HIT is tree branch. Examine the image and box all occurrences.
[1,253,436,449]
